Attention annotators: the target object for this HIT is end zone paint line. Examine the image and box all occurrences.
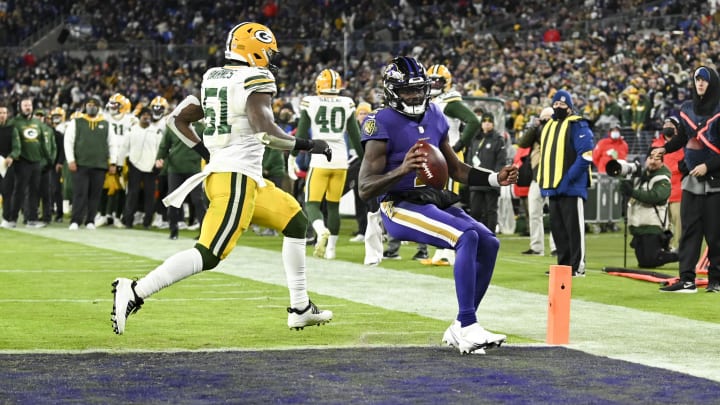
[12,227,720,382]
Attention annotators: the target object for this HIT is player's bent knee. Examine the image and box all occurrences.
[282,211,307,239]
[195,243,220,270]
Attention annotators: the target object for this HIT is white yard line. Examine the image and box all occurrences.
[13,227,720,382]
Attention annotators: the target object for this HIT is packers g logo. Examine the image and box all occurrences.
[23,127,39,140]
[254,30,273,44]
[363,117,377,136]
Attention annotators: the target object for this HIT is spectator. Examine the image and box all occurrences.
[0,103,20,228]
[64,96,118,230]
[537,90,594,277]
[651,116,684,251]
[156,118,206,240]
[659,66,720,293]
[34,109,57,225]
[49,107,67,223]
[466,112,507,234]
[7,96,49,228]
[593,124,628,174]
[119,107,163,229]
[347,101,373,243]
[516,106,556,256]
[619,148,678,268]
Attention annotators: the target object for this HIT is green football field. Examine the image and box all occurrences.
[1,217,718,384]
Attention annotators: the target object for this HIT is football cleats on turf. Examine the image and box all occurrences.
[427,64,452,97]
[150,96,169,120]
[316,69,343,95]
[225,22,278,69]
[382,56,431,117]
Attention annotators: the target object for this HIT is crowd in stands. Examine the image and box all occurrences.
[0,1,713,145]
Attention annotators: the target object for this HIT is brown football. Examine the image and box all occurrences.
[415,140,448,189]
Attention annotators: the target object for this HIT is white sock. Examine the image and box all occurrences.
[134,248,204,299]
[283,237,309,309]
[327,235,338,250]
[312,219,327,236]
[364,210,384,264]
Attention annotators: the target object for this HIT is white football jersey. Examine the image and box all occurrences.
[431,90,463,145]
[299,95,356,169]
[106,112,139,162]
[200,65,277,184]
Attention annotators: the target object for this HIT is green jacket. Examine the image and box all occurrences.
[39,122,57,168]
[8,115,48,163]
[156,123,203,175]
[69,116,111,169]
[263,147,285,179]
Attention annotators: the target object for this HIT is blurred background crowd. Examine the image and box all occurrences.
[0,0,717,140]
[0,0,716,240]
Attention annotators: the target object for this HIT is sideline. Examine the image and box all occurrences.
[14,227,720,382]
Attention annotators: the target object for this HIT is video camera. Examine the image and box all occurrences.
[606,159,642,178]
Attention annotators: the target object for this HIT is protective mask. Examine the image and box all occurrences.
[86,106,99,116]
[553,107,568,120]
[662,127,674,138]
[610,131,620,139]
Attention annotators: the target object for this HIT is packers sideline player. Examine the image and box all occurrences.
[111,22,333,335]
[295,68,363,259]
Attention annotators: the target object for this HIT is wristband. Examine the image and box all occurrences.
[468,167,490,187]
[192,142,210,162]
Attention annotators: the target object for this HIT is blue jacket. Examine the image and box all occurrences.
[537,115,594,200]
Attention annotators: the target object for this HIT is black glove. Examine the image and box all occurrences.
[192,142,210,162]
[309,139,332,162]
[619,180,633,197]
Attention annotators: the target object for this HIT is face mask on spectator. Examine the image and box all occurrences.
[662,127,674,138]
[553,107,568,120]
[610,130,621,139]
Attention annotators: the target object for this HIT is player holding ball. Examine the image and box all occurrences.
[358,56,517,354]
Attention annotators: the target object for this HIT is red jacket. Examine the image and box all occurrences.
[593,136,629,174]
[652,136,684,203]
[512,146,530,198]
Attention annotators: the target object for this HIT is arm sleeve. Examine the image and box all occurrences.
[346,113,364,159]
[63,119,76,163]
[444,101,480,148]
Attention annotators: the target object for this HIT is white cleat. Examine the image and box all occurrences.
[324,248,336,260]
[313,229,330,258]
[443,321,505,354]
[287,301,332,330]
[111,278,144,335]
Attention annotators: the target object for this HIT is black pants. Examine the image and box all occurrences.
[9,159,41,222]
[1,164,15,221]
[123,163,157,228]
[631,233,678,268]
[50,166,64,220]
[70,166,107,225]
[549,195,585,274]
[39,167,53,222]
[678,191,720,283]
[469,189,499,233]
[167,172,206,233]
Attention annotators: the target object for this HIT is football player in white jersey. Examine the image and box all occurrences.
[97,93,138,227]
[295,69,363,259]
[420,64,482,266]
[111,22,333,335]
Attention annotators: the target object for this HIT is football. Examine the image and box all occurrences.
[415,140,448,189]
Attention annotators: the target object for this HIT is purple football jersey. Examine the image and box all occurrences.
[360,103,449,197]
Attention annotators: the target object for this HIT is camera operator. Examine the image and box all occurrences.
[617,148,678,268]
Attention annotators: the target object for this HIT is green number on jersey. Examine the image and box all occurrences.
[314,105,346,133]
[202,87,231,137]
